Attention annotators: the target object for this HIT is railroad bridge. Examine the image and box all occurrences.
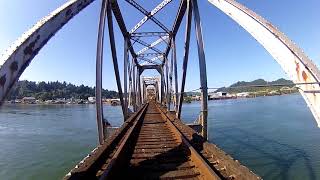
[1,0,320,179]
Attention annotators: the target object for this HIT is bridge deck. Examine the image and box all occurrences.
[65,102,261,180]
[124,102,203,179]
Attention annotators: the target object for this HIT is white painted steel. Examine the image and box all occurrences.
[0,0,94,103]
[208,0,320,126]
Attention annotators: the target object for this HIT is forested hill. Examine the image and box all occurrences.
[215,78,296,93]
[6,80,118,100]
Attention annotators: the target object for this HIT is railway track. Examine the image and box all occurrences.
[66,101,260,179]
[119,102,219,179]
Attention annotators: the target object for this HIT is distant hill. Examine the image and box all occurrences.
[215,78,296,93]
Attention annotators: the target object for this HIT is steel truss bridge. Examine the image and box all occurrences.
[0,0,319,179]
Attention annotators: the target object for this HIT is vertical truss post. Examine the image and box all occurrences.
[95,0,108,145]
[143,81,146,103]
[165,56,170,110]
[172,37,179,113]
[107,3,126,118]
[124,37,129,120]
[160,68,165,105]
[132,63,137,111]
[168,52,173,111]
[137,68,142,107]
[156,80,160,103]
[177,0,192,119]
[193,0,208,139]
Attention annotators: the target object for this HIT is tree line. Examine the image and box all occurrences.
[6,80,118,101]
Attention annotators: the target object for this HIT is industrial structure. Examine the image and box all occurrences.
[1,0,319,179]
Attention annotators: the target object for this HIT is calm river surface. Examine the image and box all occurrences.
[1,94,320,180]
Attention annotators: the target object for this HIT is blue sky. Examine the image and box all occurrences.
[0,0,319,91]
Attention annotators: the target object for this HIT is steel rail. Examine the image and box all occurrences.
[99,103,149,179]
[64,104,149,179]
[156,103,261,179]
[155,103,221,179]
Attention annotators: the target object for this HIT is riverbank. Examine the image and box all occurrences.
[0,94,318,180]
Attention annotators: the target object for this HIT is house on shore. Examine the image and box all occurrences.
[22,97,36,104]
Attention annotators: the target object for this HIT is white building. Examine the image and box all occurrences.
[88,97,96,103]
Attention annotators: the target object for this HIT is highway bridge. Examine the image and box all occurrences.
[1,0,319,179]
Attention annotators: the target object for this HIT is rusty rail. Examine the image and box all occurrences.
[156,103,261,180]
[65,101,261,179]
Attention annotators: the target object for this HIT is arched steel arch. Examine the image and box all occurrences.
[208,0,320,126]
[0,0,94,104]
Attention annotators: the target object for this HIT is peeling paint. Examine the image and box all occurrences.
[208,0,320,126]
[0,0,94,104]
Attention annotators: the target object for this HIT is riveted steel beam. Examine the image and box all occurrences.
[140,65,162,74]
[172,38,179,112]
[138,57,161,65]
[96,0,108,144]
[164,0,187,58]
[137,53,163,57]
[107,3,126,118]
[208,0,320,126]
[109,1,139,65]
[136,36,169,55]
[124,37,129,120]
[177,0,192,119]
[131,32,170,37]
[131,37,163,54]
[0,0,94,104]
[193,0,208,140]
[126,0,171,33]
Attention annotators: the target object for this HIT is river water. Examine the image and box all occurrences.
[0,94,319,180]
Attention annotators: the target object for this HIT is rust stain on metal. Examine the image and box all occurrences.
[23,35,40,56]
[66,8,72,17]
[302,71,308,81]
[295,61,300,81]
[10,62,18,72]
[0,75,6,86]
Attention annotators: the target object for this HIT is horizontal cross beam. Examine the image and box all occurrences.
[131,32,170,37]
[136,36,169,55]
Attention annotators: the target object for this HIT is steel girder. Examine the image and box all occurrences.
[96,0,108,144]
[177,0,192,119]
[164,0,187,58]
[0,0,94,104]
[136,36,169,56]
[138,57,161,65]
[131,32,170,37]
[208,0,320,126]
[126,0,171,33]
[193,0,208,140]
[131,38,163,54]
[109,1,139,65]
[106,3,126,118]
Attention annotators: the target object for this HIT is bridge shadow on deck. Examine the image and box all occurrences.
[214,127,316,180]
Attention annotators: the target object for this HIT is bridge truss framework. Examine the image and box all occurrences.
[0,0,320,146]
